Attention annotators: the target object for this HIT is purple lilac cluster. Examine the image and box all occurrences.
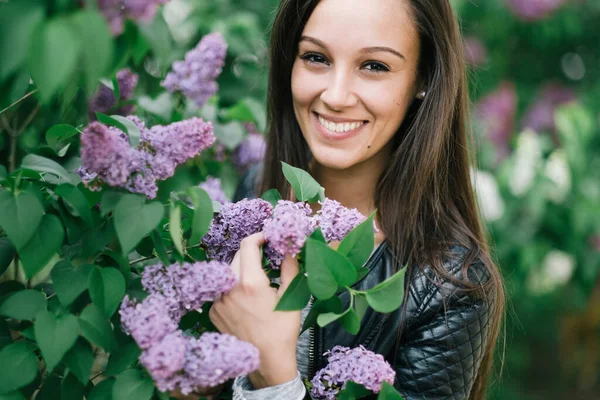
[200,177,230,204]
[97,0,171,36]
[162,33,227,108]
[120,294,179,349]
[315,199,369,243]
[202,198,273,263]
[232,126,267,172]
[79,116,215,198]
[463,37,487,66]
[473,81,517,163]
[88,68,139,118]
[310,346,396,400]
[521,83,576,135]
[505,0,565,21]
[263,200,315,258]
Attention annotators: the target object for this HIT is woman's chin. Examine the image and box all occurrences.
[310,148,360,171]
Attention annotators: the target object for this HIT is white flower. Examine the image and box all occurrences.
[509,129,542,197]
[528,250,575,295]
[471,168,505,222]
[544,149,571,204]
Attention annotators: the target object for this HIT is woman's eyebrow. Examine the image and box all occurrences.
[299,35,405,60]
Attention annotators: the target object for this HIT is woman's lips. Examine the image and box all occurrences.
[312,112,368,141]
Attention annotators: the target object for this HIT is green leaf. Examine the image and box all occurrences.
[0,2,45,81]
[61,373,85,400]
[301,296,343,334]
[356,267,370,282]
[377,381,403,399]
[340,307,360,335]
[87,378,115,400]
[0,319,10,349]
[114,195,164,254]
[63,340,94,385]
[260,189,282,208]
[317,309,347,327]
[46,125,80,153]
[309,227,326,243]
[19,214,64,278]
[354,293,369,321]
[51,261,93,307]
[71,9,113,93]
[137,13,173,69]
[338,381,372,400]
[55,184,93,226]
[105,342,141,376]
[221,98,266,132]
[0,238,16,276]
[88,267,126,318]
[111,115,141,148]
[112,369,154,400]
[29,18,82,103]
[306,239,357,287]
[0,391,25,400]
[275,272,311,311]
[96,113,129,135]
[138,93,173,121]
[305,248,338,300]
[34,311,79,372]
[0,190,44,250]
[281,162,322,202]
[0,342,38,395]
[366,268,407,313]
[100,190,121,217]
[0,290,46,320]
[21,154,79,185]
[169,203,184,256]
[0,166,7,182]
[213,121,246,150]
[337,212,375,268]
[150,230,171,266]
[79,304,117,351]
[187,187,213,245]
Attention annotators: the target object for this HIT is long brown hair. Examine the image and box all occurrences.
[260,1,505,399]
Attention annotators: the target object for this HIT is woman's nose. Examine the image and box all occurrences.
[319,71,358,111]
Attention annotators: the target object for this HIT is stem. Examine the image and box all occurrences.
[0,89,38,115]
[128,242,203,266]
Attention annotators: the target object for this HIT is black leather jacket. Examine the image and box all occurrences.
[234,167,493,400]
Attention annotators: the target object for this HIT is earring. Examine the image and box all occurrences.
[417,91,426,99]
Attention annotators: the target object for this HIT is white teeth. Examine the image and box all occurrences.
[318,115,364,133]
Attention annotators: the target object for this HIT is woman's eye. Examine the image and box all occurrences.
[363,61,390,73]
[300,52,329,65]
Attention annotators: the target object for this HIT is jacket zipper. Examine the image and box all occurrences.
[308,296,316,379]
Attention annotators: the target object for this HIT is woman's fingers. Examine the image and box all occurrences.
[238,232,270,289]
[278,255,300,296]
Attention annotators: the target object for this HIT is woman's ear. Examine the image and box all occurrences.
[415,88,427,100]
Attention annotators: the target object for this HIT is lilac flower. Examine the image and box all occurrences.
[473,82,517,162]
[315,199,367,243]
[232,131,266,173]
[162,33,227,108]
[200,177,230,204]
[140,331,187,384]
[463,37,487,66]
[263,200,315,259]
[310,346,396,400]
[119,294,178,349]
[521,83,576,135]
[180,333,260,393]
[144,117,215,179]
[202,198,273,263]
[88,68,139,118]
[505,0,565,21]
[141,264,185,321]
[167,261,237,310]
[97,0,171,36]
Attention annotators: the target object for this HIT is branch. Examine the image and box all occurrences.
[128,242,203,265]
[0,89,38,115]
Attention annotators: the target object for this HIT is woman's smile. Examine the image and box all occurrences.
[312,111,369,141]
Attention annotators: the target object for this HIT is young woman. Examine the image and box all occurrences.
[206,0,505,399]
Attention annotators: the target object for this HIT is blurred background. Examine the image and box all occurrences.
[0,0,599,399]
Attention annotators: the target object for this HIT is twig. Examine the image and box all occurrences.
[0,89,38,115]
[128,243,203,265]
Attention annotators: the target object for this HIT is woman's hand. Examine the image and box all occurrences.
[209,232,301,389]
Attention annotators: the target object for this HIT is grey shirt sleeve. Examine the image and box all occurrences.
[232,372,306,400]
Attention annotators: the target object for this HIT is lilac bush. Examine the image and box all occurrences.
[232,129,267,173]
[88,68,139,118]
[263,200,315,258]
[310,345,396,399]
[315,198,368,243]
[119,294,178,349]
[98,0,171,36]
[200,177,230,204]
[505,0,565,21]
[521,83,576,135]
[162,33,228,108]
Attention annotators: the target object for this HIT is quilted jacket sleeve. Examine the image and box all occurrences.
[391,262,493,400]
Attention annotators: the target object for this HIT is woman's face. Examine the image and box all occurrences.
[291,0,421,171]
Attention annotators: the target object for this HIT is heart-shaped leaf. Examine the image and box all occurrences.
[306,238,357,287]
[51,261,94,307]
[0,238,16,276]
[281,162,322,202]
[87,378,115,400]
[337,211,376,268]
[0,290,46,320]
[79,305,117,351]
[88,267,126,318]
[19,214,64,278]
[275,272,311,311]
[114,195,164,254]
[112,369,154,400]
[187,187,213,245]
[0,342,38,394]
[34,311,79,372]
[105,342,141,376]
[169,203,184,256]
[21,154,79,185]
[55,184,93,226]
[260,189,282,208]
[46,124,80,153]
[366,267,407,313]
[0,190,44,250]
[63,340,94,384]
[377,381,404,399]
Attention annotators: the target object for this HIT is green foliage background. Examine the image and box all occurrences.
[0,0,598,399]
